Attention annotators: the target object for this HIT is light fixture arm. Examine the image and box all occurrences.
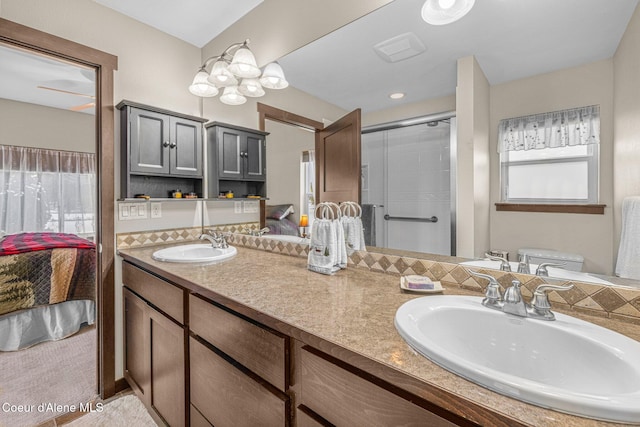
[199,39,251,70]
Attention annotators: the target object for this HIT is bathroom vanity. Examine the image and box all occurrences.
[118,244,640,427]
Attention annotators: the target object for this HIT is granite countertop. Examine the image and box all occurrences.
[118,244,639,427]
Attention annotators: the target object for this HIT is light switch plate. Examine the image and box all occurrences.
[234,201,242,214]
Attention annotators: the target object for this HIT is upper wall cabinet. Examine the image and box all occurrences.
[205,122,269,198]
[118,100,207,199]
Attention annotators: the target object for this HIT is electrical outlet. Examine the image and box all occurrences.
[243,201,259,213]
[234,201,242,214]
[151,202,162,218]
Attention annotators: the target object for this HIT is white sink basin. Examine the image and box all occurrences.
[460,259,615,286]
[395,295,640,423]
[152,244,237,263]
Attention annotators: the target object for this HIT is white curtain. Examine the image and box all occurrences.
[302,150,316,222]
[498,105,600,153]
[0,145,96,237]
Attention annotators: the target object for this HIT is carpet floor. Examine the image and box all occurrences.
[64,394,156,427]
[0,326,97,427]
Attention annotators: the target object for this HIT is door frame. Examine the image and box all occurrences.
[0,18,119,398]
[256,102,324,228]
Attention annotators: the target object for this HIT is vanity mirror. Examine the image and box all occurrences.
[264,0,640,288]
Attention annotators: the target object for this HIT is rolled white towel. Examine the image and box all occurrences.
[616,196,640,280]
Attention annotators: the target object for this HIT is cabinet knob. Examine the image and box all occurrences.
[163,141,170,148]
[240,151,246,158]
[169,142,177,149]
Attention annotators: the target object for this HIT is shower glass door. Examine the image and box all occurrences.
[361,119,454,256]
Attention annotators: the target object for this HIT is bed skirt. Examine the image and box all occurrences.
[0,300,95,351]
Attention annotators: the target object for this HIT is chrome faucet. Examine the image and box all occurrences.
[243,226,270,237]
[485,253,511,272]
[199,231,228,249]
[535,262,566,277]
[466,268,573,321]
[502,279,528,317]
[517,254,531,274]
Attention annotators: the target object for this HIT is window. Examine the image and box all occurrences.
[499,105,600,204]
[300,150,315,222]
[0,145,96,238]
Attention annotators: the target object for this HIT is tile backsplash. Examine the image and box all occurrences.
[116,227,640,324]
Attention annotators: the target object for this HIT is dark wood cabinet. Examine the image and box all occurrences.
[189,294,289,426]
[205,122,268,198]
[122,262,187,427]
[118,100,206,199]
[296,344,456,427]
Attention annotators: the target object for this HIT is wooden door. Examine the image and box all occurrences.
[149,306,186,427]
[316,109,361,204]
[170,117,202,177]
[123,288,150,404]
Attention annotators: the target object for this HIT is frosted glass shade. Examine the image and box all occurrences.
[189,70,219,97]
[208,60,237,87]
[220,86,247,105]
[421,0,475,25]
[259,62,289,89]
[238,79,265,97]
[227,47,261,78]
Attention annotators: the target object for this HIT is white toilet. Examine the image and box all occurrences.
[517,248,584,272]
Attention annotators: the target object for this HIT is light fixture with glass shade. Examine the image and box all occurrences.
[421,0,475,25]
[189,39,288,105]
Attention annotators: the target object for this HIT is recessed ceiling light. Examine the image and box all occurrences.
[389,92,405,99]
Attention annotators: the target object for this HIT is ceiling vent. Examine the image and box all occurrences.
[373,32,426,63]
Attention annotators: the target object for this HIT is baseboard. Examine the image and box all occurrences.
[115,377,131,394]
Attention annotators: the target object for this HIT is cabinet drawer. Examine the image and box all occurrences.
[190,337,288,427]
[122,261,184,323]
[189,294,287,391]
[299,346,455,427]
[190,405,213,427]
[296,408,327,427]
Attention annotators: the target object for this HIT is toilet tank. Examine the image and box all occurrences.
[517,248,584,272]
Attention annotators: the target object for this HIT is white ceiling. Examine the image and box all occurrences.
[279,0,640,112]
[1,0,638,115]
[93,0,263,48]
[0,44,96,114]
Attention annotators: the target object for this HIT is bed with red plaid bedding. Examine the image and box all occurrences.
[0,233,96,316]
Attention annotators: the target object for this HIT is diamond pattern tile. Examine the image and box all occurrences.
[116,229,640,322]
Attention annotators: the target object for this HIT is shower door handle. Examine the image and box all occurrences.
[383,214,438,223]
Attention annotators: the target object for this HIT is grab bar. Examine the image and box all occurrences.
[383,214,438,223]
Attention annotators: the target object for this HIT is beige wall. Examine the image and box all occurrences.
[456,56,490,259]
[614,3,640,261]
[265,121,315,223]
[0,98,94,153]
[489,59,615,274]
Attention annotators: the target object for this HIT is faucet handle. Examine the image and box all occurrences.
[484,253,511,272]
[466,269,502,309]
[535,262,566,277]
[530,283,574,320]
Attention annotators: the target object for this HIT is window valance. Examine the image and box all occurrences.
[498,105,600,153]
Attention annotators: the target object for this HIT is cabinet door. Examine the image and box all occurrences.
[244,132,266,181]
[124,288,149,403]
[129,107,171,175]
[149,307,186,427]
[170,117,202,177]
[190,337,287,427]
[217,127,243,179]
